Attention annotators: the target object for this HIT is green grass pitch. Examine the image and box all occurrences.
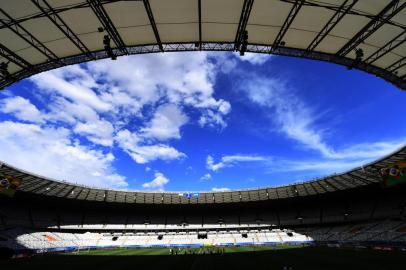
[67,244,300,256]
[1,246,405,270]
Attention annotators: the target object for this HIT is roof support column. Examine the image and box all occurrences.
[143,0,164,52]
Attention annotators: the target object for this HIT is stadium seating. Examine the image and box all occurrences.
[2,219,405,253]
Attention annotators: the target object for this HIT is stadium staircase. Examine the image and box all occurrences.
[95,234,103,246]
[276,231,283,243]
[343,222,379,241]
[121,235,129,246]
[365,222,404,241]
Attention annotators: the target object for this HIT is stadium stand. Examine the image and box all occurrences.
[0,146,405,256]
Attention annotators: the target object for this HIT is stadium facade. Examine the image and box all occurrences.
[0,0,406,259]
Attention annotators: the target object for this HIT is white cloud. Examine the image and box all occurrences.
[115,129,186,164]
[26,52,233,168]
[0,121,127,188]
[207,154,269,171]
[47,98,100,124]
[74,119,114,146]
[241,76,333,157]
[87,52,218,106]
[142,172,169,190]
[211,187,230,192]
[325,140,405,160]
[240,75,406,175]
[240,75,406,163]
[235,52,271,65]
[141,104,188,141]
[0,96,45,123]
[127,144,186,164]
[145,167,151,172]
[200,173,212,181]
[31,66,112,112]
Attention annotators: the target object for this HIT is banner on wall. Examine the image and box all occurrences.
[380,161,406,187]
[0,175,22,197]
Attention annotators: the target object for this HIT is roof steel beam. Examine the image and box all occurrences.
[1,42,405,91]
[336,0,406,57]
[307,0,358,52]
[198,0,202,50]
[269,0,304,54]
[143,0,163,52]
[0,43,32,69]
[31,0,95,60]
[348,172,376,185]
[1,0,403,31]
[234,0,254,51]
[87,0,128,54]
[364,30,406,65]
[279,0,405,30]
[386,55,406,73]
[0,8,61,63]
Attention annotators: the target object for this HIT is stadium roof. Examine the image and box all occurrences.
[0,0,405,90]
[1,146,405,204]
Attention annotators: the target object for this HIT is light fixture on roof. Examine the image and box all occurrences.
[0,62,10,78]
[348,48,364,70]
[103,35,117,60]
[355,48,364,60]
[239,30,248,56]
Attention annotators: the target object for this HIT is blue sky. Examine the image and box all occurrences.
[0,52,405,192]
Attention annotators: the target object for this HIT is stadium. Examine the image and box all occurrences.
[1,0,406,269]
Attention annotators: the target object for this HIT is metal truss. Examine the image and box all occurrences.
[31,0,95,60]
[337,0,406,57]
[307,0,358,52]
[0,43,32,69]
[143,0,163,52]
[0,42,405,91]
[234,0,254,51]
[198,0,202,50]
[364,30,406,65]
[269,0,304,53]
[279,0,406,30]
[386,56,406,73]
[1,0,404,32]
[0,8,61,63]
[87,0,128,54]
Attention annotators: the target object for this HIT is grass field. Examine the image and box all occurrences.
[67,244,301,256]
[1,246,405,270]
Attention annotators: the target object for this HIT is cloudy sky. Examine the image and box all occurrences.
[0,52,405,192]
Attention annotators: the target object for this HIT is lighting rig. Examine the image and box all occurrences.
[103,35,117,60]
[239,30,249,56]
[347,48,364,70]
[0,62,10,78]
